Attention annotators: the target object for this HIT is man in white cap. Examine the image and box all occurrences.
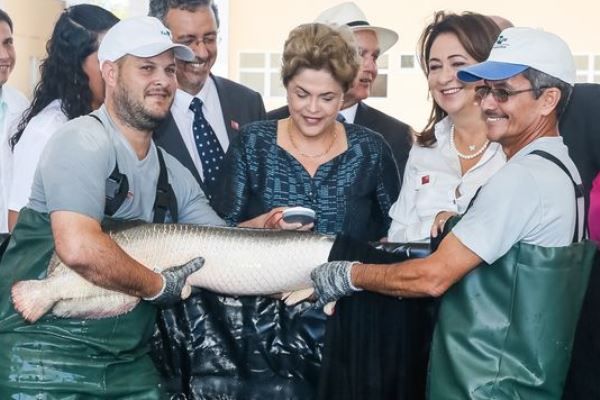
[268,1,413,177]
[310,27,597,399]
[0,16,227,399]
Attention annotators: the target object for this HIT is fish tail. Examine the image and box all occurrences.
[11,280,55,323]
[282,288,315,305]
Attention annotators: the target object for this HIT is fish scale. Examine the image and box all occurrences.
[12,224,335,322]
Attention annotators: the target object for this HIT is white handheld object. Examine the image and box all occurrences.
[281,207,316,225]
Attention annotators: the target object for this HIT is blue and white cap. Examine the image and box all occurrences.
[98,16,194,67]
[457,27,576,86]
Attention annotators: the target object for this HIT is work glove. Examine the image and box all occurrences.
[144,257,205,307]
[310,260,360,311]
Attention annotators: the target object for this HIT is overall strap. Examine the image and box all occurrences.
[88,115,129,217]
[153,148,179,223]
[465,187,482,212]
[88,114,102,124]
[462,149,585,243]
[89,114,178,222]
[529,149,585,242]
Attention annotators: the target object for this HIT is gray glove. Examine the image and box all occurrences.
[310,260,360,308]
[144,257,205,307]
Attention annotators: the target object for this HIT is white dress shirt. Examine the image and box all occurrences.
[171,77,229,181]
[9,100,68,213]
[388,116,506,243]
[0,85,29,233]
[339,102,358,123]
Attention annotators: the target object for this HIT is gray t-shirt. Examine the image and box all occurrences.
[28,106,225,226]
[452,137,583,264]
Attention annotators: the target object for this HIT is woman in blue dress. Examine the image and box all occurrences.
[214,24,399,242]
[208,23,400,399]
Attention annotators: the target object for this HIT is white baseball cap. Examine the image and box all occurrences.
[315,2,398,54]
[458,27,576,86]
[98,16,194,66]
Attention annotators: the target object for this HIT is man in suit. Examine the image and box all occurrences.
[559,83,600,205]
[149,0,265,197]
[267,2,413,177]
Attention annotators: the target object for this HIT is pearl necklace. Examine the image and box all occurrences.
[450,124,490,160]
[288,118,337,158]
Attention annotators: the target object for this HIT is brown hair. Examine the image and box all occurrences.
[281,23,359,93]
[416,11,501,147]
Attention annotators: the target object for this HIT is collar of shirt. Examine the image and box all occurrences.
[0,88,6,233]
[0,87,7,117]
[96,105,156,165]
[339,102,358,123]
[510,136,566,162]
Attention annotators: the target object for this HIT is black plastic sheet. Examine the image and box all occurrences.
[152,292,325,399]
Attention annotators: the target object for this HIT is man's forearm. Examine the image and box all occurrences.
[351,258,440,298]
[351,233,483,298]
[66,233,163,298]
[52,211,163,298]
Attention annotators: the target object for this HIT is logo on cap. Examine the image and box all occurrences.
[161,29,171,38]
[494,35,509,49]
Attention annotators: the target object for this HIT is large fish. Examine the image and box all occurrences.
[11,223,335,323]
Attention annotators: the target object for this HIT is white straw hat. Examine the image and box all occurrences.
[315,2,399,54]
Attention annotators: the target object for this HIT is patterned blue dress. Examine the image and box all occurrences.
[213,119,400,240]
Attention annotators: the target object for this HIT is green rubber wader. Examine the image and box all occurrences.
[427,230,597,399]
[0,208,165,399]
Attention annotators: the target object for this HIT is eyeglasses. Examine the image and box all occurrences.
[474,85,548,103]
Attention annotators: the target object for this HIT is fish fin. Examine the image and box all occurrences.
[323,301,336,316]
[11,280,55,323]
[282,288,314,305]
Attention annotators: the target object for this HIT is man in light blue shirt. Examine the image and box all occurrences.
[0,9,28,234]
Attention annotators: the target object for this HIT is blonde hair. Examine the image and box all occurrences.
[281,23,359,92]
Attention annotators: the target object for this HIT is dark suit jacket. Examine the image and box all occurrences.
[559,83,600,204]
[267,101,413,178]
[154,74,266,193]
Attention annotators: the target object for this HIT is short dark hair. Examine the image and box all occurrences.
[0,9,13,32]
[521,68,573,119]
[148,0,220,27]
